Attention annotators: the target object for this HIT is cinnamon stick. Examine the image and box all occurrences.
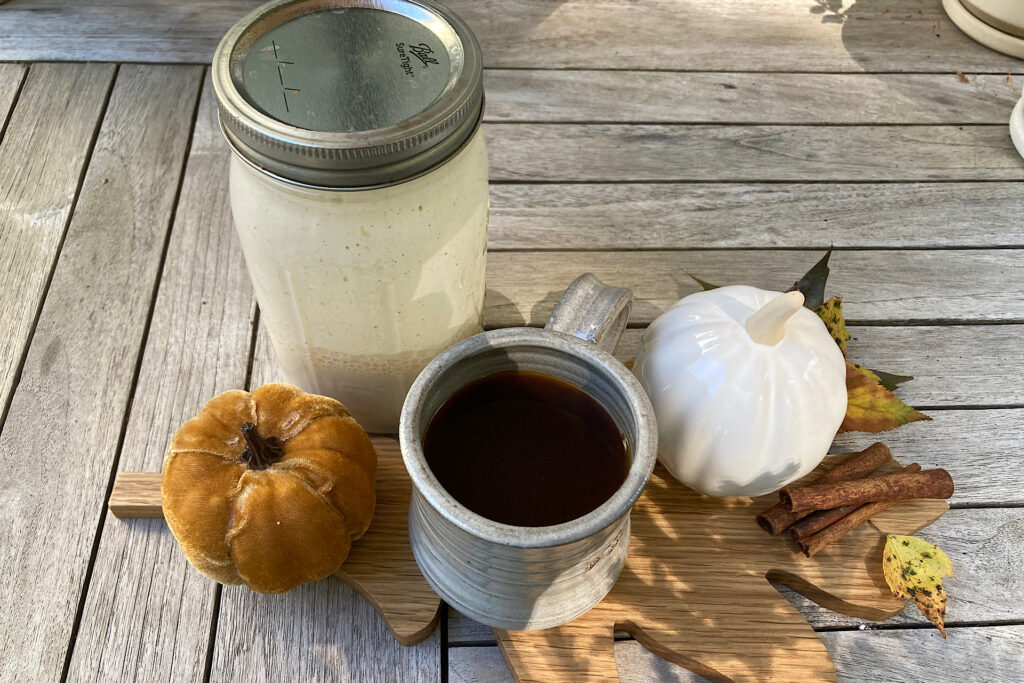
[798,464,925,557]
[788,464,923,542]
[788,505,859,542]
[756,442,892,534]
[780,468,953,513]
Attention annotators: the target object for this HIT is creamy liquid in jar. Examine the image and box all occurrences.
[229,136,487,431]
[213,0,488,432]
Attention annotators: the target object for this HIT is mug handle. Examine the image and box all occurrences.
[544,273,633,354]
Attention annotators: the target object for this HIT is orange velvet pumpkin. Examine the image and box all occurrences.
[161,383,377,593]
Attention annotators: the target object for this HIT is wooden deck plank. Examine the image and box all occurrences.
[819,626,1024,682]
[211,325,443,681]
[485,72,1022,124]
[65,73,247,683]
[0,0,1020,72]
[211,581,441,683]
[10,67,1016,127]
[0,63,26,139]
[830,411,1024,505]
[485,124,1024,182]
[839,325,1022,407]
[0,63,113,428]
[0,64,201,682]
[484,250,1024,325]
[453,0,1024,72]
[487,183,1024,250]
[447,625,1024,682]
[41,128,1021,251]
[13,115,1015,254]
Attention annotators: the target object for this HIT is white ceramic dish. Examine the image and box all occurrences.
[943,0,1024,57]
[1011,95,1024,159]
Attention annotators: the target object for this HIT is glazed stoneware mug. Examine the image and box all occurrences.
[400,274,658,630]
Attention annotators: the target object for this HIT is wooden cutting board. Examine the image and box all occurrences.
[110,442,947,681]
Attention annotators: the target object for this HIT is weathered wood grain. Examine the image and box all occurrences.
[843,326,1023,407]
[38,112,1017,190]
[0,63,113,427]
[37,126,1020,251]
[249,320,281,388]
[211,580,440,683]
[454,0,1024,72]
[0,64,200,682]
[0,63,26,140]
[485,72,1022,124]
[0,0,1020,72]
[820,625,1024,681]
[484,250,1024,325]
[449,646,534,683]
[487,183,1024,250]
[448,625,1024,682]
[64,73,250,683]
[448,507,1023,649]
[485,124,1024,182]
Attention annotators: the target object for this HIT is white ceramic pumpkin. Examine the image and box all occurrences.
[632,285,847,497]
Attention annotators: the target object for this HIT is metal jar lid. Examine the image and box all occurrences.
[212,0,484,188]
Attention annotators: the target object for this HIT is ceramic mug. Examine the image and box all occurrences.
[399,273,658,630]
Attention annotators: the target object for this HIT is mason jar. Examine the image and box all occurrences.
[213,0,488,433]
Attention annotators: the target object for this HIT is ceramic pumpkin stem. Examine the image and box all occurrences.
[745,291,805,346]
[240,421,284,470]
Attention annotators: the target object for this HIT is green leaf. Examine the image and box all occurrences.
[687,273,721,291]
[789,248,832,310]
[815,296,849,354]
[870,368,915,392]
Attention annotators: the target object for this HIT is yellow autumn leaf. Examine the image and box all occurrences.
[840,362,931,433]
[883,534,954,637]
[815,296,850,354]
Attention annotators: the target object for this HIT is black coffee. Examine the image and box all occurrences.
[422,370,629,527]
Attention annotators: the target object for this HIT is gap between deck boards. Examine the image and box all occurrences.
[0,64,117,437]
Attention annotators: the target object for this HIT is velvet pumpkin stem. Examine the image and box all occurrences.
[240,421,283,470]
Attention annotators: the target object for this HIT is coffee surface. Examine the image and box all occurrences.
[423,370,629,527]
